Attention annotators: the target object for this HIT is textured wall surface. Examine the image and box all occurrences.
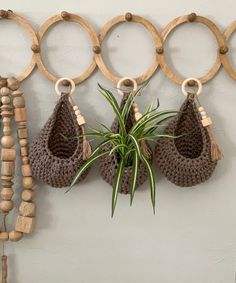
[0,0,236,282]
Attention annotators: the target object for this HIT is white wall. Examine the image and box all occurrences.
[1,0,236,282]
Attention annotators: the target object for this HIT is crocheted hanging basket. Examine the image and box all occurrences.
[100,96,152,194]
[29,94,90,188]
[155,95,217,187]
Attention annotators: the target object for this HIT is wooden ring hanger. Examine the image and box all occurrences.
[0,9,38,81]
[221,21,236,80]
[158,12,228,85]
[95,12,163,85]
[35,11,100,85]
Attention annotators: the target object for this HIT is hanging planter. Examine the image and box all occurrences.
[68,77,176,216]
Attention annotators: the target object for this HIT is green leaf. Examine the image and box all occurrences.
[112,158,125,217]
[128,134,142,159]
[130,151,138,205]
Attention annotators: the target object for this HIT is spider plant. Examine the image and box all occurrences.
[67,83,177,216]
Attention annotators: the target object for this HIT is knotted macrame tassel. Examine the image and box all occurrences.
[198,106,223,162]
[1,255,7,283]
[73,105,91,161]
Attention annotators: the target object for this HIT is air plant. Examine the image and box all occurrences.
[67,83,177,216]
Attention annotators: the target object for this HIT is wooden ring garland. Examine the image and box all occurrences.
[158,13,227,85]
[181,77,202,96]
[35,12,100,85]
[0,10,38,81]
[95,13,163,85]
[221,21,236,80]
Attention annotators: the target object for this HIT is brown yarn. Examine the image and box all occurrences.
[155,95,217,187]
[100,94,152,194]
[29,93,90,188]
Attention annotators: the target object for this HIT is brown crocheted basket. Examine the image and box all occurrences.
[29,93,90,188]
[100,95,152,194]
[155,95,217,187]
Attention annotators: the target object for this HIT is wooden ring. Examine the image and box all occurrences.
[95,13,163,85]
[117,77,137,96]
[35,12,100,85]
[158,13,226,84]
[221,21,236,80]
[181,77,202,96]
[0,10,38,81]
[55,77,75,96]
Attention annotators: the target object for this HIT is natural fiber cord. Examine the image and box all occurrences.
[29,93,90,188]
[100,94,152,194]
[155,95,217,187]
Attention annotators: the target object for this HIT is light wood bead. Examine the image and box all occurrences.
[200,111,206,116]
[75,110,81,116]
[0,87,10,96]
[19,139,27,147]
[21,164,32,177]
[1,96,10,104]
[13,96,25,108]
[1,136,15,148]
[18,128,28,139]
[3,127,11,136]
[1,188,13,200]
[9,230,23,242]
[22,156,29,165]
[202,117,212,127]
[7,77,20,91]
[15,216,35,234]
[135,112,142,121]
[14,107,27,122]
[198,106,204,112]
[0,200,13,212]
[22,190,35,201]
[19,201,36,217]
[0,232,9,241]
[73,105,79,111]
[20,147,28,157]
[12,90,23,97]
[1,148,16,161]
[77,115,85,125]
[1,161,14,176]
[22,177,34,189]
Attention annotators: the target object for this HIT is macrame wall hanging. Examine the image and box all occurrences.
[155,78,223,187]
[0,10,39,283]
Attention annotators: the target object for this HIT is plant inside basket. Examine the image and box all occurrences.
[67,83,177,216]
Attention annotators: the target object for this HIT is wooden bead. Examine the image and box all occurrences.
[0,200,13,212]
[15,216,35,234]
[1,188,13,200]
[19,201,36,217]
[14,107,27,122]
[0,79,7,88]
[73,105,79,111]
[1,136,15,148]
[7,77,20,91]
[18,128,28,139]
[200,111,206,116]
[1,161,14,176]
[22,156,29,165]
[202,117,212,127]
[135,112,142,121]
[22,177,34,189]
[1,148,16,161]
[75,110,81,116]
[198,106,204,112]
[19,139,27,147]
[21,164,32,177]
[11,90,23,97]
[9,231,23,242]
[77,115,85,125]
[0,87,10,96]
[13,96,25,108]
[22,190,35,201]
[0,232,9,241]
[1,96,10,104]
[20,147,28,157]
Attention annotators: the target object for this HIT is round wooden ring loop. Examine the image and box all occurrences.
[158,14,226,85]
[0,10,38,81]
[95,13,163,85]
[36,12,100,85]
[181,77,202,96]
[221,21,236,80]
[55,77,75,96]
[117,77,137,96]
